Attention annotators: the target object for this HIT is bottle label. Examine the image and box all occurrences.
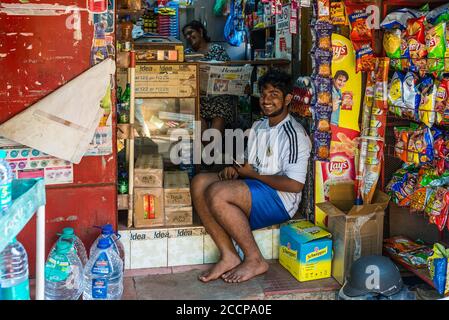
[91,252,111,275]
[45,254,70,282]
[92,278,108,299]
[0,279,30,300]
[0,182,12,208]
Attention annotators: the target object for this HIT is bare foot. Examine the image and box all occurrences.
[198,255,241,283]
[222,258,269,283]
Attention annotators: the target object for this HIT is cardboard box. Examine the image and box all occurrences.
[133,187,164,228]
[134,154,163,188]
[133,36,184,62]
[316,183,390,285]
[165,206,193,226]
[135,64,197,98]
[164,171,192,207]
[279,220,332,282]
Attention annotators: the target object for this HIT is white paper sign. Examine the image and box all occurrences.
[199,64,254,96]
[275,4,292,60]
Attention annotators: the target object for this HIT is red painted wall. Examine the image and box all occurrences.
[0,0,117,276]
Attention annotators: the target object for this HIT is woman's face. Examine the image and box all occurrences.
[183,27,203,50]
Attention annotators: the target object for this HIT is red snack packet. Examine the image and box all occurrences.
[354,41,376,73]
[407,16,427,59]
[346,3,373,42]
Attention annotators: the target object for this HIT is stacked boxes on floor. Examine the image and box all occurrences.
[163,171,192,226]
[134,154,165,228]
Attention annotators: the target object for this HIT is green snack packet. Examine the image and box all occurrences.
[427,23,447,72]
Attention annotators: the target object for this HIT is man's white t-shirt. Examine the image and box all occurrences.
[246,114,312,217]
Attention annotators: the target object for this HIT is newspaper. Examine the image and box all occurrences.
[199,63,254,96]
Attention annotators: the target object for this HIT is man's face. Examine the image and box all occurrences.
[183,27,202,50]
[334,75,347,90]
[259,84,291,117]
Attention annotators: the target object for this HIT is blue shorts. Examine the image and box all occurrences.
[243,179,291,230]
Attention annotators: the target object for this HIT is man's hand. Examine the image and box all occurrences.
[235,163,258,179]
[218,166,239,180]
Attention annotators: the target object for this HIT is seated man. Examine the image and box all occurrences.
[191,69,312,283]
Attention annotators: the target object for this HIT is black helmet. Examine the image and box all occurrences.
[341,255,403,298]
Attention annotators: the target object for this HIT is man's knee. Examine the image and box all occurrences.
[191,173,211,198]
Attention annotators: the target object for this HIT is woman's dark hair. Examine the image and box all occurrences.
[182,20,211,42]
[258,69,292,97]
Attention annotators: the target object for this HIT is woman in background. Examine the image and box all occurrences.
[183,20,235,140]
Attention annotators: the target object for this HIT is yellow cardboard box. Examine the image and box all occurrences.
[279,220,332,282]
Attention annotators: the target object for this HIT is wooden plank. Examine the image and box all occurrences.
[164,171,192,207]
[134,154,164,188]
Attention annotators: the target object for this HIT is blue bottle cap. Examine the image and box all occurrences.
[102,224,114,235]
[97,238,112,249]
[62,227,75,236]
[0,150,6,158]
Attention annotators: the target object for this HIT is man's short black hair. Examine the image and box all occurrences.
[334,70,349,81]
[258,69,292,97]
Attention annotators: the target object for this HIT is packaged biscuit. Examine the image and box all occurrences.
[384,29,402,59]
[346,3,373,42]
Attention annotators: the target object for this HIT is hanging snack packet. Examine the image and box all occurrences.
[316,21,333,50]
[388,72,405,116]
[314,104,333,132]
[407,16,427,65]
[426,23,446,72]
[425,187,449,216]
[346,3,373,41]
[381,8,423,30]
[314,77,332,105]
[426,3,449,25]
[400,31,411,71]
[330,1,347,26]
[384,29,402,59]
[354,41,376,73]
[410,187,429,212]
[434,137,449,175]
[394,172,418,207]
[418,85,436,127]
[314,131,331,161]
[403,72,420,120]
[394,126,411,162]
[435,78,449,124]
[315,0,331,21]
[314,49,333,77]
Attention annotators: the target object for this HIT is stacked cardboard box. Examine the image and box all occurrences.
[316,182,390,285]
[133,154,164,228]
[163,171,192,226]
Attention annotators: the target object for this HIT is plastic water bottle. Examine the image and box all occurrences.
[90,224,125,268]
[0,150,13,216]
[0,238,30,300]
[83,238,123,300]
[49,228,88,266]
[44,241,84,300]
